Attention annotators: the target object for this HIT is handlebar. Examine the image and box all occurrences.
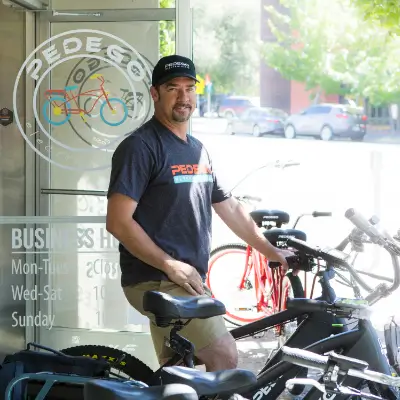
[312,211,332,217]
[286,297,370,319]
[282,346,400,390]
[345,208,386,245]
[228,159,300,193]
[279,208,400,306]
[344,209,400,298]
[234,194,262,203]
[292,211,332,229]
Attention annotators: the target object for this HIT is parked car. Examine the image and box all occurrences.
[284,103,368,141]
[226,107,288,137]
[217,96,258,118]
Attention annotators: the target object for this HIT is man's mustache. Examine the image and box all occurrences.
[173,103,192,109]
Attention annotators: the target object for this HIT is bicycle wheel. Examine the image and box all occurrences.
[206,243,304,327]
[100,98,128,126]
[42,96,71,126]
[84,96,104,118]
[61,345,154,384]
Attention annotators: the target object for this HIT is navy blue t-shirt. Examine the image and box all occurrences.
[107,116,231,287]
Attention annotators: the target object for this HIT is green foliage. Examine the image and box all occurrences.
[159,0,175,57]
[262,0,400,105]
[352,0,400,33]
[193,2,260,96]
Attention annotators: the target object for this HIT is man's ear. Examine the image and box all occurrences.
[150,86,160,102]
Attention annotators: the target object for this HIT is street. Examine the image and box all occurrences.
[192,118,400,332]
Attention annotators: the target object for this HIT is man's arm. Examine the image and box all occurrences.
[212,197,288,263]
[106,193,175,273]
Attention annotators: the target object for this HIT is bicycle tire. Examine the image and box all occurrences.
[207,243,304,327]
[100,98,128,126]
[60,345,154,384]
[42,96,71,126]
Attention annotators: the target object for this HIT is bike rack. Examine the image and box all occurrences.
[5,372,126,400]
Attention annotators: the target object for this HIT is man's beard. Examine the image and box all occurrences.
[172,103,192,122]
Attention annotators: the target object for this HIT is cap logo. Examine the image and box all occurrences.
[165,61,190,70]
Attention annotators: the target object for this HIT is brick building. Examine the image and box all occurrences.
[260,0,339,114]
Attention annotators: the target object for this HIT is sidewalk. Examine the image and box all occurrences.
[365,126,400,144]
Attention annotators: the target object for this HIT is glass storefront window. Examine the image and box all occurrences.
[191,0,400,336]
[1,0,400,377]
[0,0,186,367]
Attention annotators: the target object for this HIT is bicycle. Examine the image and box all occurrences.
[281,345,400,399]
[42,74,128,127]
[207,201,332,327]
[207,159,332,331]
[60,208,400,399]
[84,381,199,400]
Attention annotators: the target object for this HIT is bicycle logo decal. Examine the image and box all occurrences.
[13,29,153,171]
[42,74,128,127]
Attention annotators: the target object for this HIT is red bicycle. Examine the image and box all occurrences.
[206,160,332,336]
[42,74,128,127]
[207,203,331,325]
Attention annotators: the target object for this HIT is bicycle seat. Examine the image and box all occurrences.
[64,85,78,91]
[143,291,226,326]
[84,380,198,400]
[160,366,257,396]
[250,209,290,228]
[263,228,307,248]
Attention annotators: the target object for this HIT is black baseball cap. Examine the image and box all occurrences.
[152,55,199,86]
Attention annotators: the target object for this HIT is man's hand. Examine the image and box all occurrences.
[267,248,296,271]
[165,260,205,296]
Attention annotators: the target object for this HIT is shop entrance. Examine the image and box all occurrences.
[0,0,192,368]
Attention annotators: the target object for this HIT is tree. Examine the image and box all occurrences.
[262,0,400,106]
[192,1,260,96]
[160,0,175,58]
[351,0,400,34]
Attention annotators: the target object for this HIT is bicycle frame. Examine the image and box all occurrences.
[239,246,290,317]
[229,197,328,323]
[44,76,113,116]
[241,318,396,400]
[152,262,396,399]
[152,302,394,399]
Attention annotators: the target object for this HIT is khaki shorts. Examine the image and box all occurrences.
[123,281,229,362]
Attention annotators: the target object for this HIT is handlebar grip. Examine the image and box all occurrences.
[242,195,262,202]
[284,161,301,167]
[345,208,385,244]
[281,346,328,370]
[369,215,380,226]
[269,261,281,269]
[286,298,329,313]
[312,211,332,217]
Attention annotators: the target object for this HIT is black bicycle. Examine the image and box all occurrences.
[280,345,400,400]
[61,208,400,399]
[83,381,199,400]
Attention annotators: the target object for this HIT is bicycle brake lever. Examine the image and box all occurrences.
[336,386,383,400]
[286,378,327,394]
[286,379,383,400]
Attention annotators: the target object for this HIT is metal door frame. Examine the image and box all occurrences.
[25,1,193,345]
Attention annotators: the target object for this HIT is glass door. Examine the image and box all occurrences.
[11,1,192,368]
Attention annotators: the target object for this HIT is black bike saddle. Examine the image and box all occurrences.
[84,380,198,400]
[143,291,226,326]
[160,366,257,397]
[250,209,290,227]
[263,228,307,247]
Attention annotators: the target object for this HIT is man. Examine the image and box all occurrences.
[106,54,293,372]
